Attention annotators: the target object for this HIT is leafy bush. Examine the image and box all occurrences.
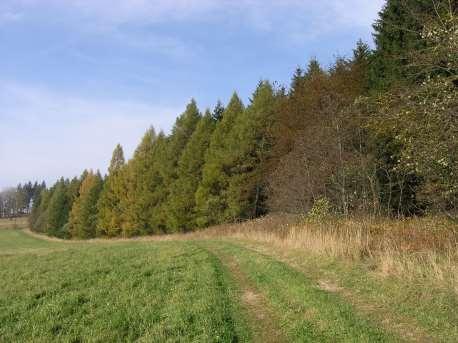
[307,198,332,220]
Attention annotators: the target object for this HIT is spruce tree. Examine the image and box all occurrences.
[351,39,372,94]
[195,93,245,226]
[371,0,451,88]
[97,144,126,237]
[68,171,103,239]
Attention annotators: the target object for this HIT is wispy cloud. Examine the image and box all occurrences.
[2,1,384,36]
[0,1,386,189]
[0,10,22,24]
[0,82,183,188]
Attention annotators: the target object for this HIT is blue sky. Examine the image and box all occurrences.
[0,0,385,190]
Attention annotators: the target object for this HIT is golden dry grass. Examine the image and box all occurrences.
[193,215,458,291]
[19,213,458,291]
[0,217,28,229]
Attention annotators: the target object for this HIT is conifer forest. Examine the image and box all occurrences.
[17,0,457,239]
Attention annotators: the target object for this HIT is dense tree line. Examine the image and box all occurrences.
[29,0,457,238]
[0,182,45,218]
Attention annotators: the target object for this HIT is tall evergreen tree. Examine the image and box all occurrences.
[33,187,53,233]
[29,187,49,232]
[195,93,245,226]
[69,171,103,239]
[351,39,373,94]
[212,100,225,121]
[160,100,202,229]
[46,178,71,238]
[121,128,159,236]
[144,132,171,233]
[97,144,126,237]
[225,81,278,219]
[67,177,82,204]
[166,110,216,231]
[164,99,202,183]
[371,0,453,88]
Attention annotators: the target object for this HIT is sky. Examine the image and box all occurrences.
[0,0,385,190]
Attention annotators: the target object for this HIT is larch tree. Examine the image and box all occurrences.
[68,171,104,239]
[225,81,278,220]
[97,144,126,237]
[161,100,202,229]
[167,109,216,231]
[30,187,52,232]
[195,93,245,226]
[120,128,159,236]
[46,178,71,238]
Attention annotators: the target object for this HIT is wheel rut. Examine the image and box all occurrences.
[201,242,286,343]
[238,241,435,343]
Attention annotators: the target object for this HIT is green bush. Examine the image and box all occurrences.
[307,197,332,220]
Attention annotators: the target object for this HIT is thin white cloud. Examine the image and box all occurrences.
[0,10,22,24]
[0,82,183,188]
[2,0,385,33]
[0,0,386,189]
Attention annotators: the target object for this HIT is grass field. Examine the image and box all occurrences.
[1,225,457,342]
[0,217,28,230]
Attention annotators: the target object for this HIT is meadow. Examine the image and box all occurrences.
[1,220,457,342]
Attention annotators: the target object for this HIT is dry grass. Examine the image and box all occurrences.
[194,215,458,291]
[0,217,28,230]
[20,213,458,291]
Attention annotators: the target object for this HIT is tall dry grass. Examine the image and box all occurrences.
[195,215,458,291]
[0,217,28,230]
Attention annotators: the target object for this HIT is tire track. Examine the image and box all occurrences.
[200,242,286,343]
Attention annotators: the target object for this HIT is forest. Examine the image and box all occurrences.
[15,0,457,239]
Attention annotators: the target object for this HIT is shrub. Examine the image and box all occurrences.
[307,197,332,220]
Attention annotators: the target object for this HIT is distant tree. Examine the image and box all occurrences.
[371,0,455,88]
[67,177,81,203]
[159,100,202,230]
[212,100,225,121]
[69,171,103,239]
[195,93,245,226]
[46,179,71,238]
[166,110,216,231]
[31,188,52,233]
[352,39,373,94]
[97,144,126,237]
[120,128,159,236]
[225,81,278,220]
[268,56,370,214]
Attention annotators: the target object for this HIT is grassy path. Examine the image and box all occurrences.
[1,228,457,342]
[200,242,286,343]
[202,241,396,342]
[233,240,457,343]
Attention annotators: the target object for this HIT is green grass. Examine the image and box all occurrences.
[201,241,395,343]
[1,228,457,342]
[0,229,70,255]
[0,229,249,342]
[231,239,458,342]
